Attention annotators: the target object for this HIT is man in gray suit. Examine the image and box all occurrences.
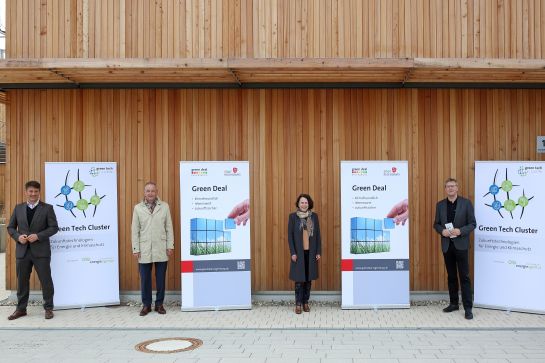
[7,180,59,320]
[433,177,476,320]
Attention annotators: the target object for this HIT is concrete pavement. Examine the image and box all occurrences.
[1,252,545,362]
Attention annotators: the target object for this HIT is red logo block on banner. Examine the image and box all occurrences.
[180,261,194,273]
[341,259,354,271]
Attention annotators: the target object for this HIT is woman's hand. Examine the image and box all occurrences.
[291,254,297,262]
[316,254,321,261]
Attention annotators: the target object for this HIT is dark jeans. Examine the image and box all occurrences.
[294,250,312,305]
[16,250,54,311]
[443,241,473,309]
[139,261,168,307]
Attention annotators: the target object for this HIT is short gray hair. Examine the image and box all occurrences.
[144,181,157,189]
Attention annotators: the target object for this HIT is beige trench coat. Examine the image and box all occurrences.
[131,199,174,263]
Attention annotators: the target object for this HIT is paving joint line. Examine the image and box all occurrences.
[2,327,545,332]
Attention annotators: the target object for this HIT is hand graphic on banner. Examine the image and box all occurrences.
[227,199,250,226]
[386,199,409,225]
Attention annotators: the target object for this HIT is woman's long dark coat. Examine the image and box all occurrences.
[287,212,322,282]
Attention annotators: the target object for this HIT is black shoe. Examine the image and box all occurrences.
[465,310,473,320]
[442,304,459,313]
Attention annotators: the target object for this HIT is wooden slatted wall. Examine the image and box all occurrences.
[0,102,6,220]
[7,0,545,59]
[5,88,545,292]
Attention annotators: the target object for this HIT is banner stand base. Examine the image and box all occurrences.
[342,304,410,310]
[54,301,121,311]
[474,303,545,315]
[181,305,252,312]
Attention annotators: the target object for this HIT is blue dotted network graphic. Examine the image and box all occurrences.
[483,168,533,219]
[55,169,106,218]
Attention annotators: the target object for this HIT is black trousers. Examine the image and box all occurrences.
[443,241,473,309]
[139,261,168,307]
[294,250,312,305]
[16,250,54,311]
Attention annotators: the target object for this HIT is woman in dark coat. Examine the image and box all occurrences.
[288,194,322,314]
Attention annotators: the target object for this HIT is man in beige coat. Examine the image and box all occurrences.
[132,182,174,316]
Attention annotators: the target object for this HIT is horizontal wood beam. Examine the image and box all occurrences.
[0,58,545,85]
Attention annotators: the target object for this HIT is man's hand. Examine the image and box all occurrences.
[133,252,140,259]
[451,228,461,237]
[441,229,451,237]
[18,235,28,244]
[27,234,39,243]
[167,249,174,257]
[316,254,321,261]
[291,254,297,262]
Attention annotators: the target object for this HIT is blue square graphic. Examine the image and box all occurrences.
[383,218,395,229]
[196,218,206,230]
[356,230,365,242]
[206,219,216,230]
[225,218,236,229]
[351,218,358,230]
[356,217,366,230]
[206,231,215,242]
[351,230,357,241]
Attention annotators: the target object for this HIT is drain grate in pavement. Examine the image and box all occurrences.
[135,337,202,354]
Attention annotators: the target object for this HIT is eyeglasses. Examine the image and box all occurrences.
[445,184,458,188]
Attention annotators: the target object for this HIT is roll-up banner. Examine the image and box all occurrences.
[45,162,119,309]
[341,161,410,309]
[180,161,251,311]
[474,161,545,314]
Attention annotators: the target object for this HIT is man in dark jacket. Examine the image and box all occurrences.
[433,177,476,320]
[7,180,59,320]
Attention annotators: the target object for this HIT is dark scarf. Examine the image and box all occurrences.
[296,210,314,237]
[144,198,157,214]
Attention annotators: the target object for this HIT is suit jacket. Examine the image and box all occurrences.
[7,201,59,258]
[287,212,322,282]
[433,196,476,253]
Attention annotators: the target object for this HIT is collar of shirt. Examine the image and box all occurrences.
[27,200,40,209]
[144,198,159,212]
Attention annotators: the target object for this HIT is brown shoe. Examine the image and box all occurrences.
[139,305,151,316]
[303,303,310,312]
[44,309,54,319]
[8,310,27,320]
[295,305,302,314]
[154,305,166,314]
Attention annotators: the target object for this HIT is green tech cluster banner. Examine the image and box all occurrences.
[45,162,119,309]
[474,161,545,314]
